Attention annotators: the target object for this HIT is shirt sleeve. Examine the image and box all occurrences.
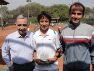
[90,28,94,64]
[32,35,37,50]
[30,32,35,51]
[60,30,66,53]
[90,29,94,57]
[2,37,12,67]
[55,32,61,49]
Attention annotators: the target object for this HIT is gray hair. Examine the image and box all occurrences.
[15,14,28,24]
[16,14,28,19]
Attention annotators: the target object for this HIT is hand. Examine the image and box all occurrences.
[9,65,14,71]
[47,56,57,64]
[34,58,46,65]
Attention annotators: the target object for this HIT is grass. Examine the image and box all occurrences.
[0,68,9,71]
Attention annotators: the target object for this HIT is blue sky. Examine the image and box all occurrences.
[5,0,94,10]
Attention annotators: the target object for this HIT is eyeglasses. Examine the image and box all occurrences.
[17,24,28,26]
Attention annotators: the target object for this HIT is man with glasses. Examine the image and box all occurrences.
[60,2,94,71]
[2,14,35,71]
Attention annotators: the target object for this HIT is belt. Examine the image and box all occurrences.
[13,60,35,67]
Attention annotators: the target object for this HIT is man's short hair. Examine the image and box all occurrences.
[37,11,51,23]
[15,14,28,24]
[69,2,85,15]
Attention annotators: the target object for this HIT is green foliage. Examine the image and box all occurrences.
[85,7,91,14]
[46,4,69,22]
[3,2,94,24]
[48,4,69,18]
[29,17,37,23]
[81,17,87,23]
[0,6,9,19]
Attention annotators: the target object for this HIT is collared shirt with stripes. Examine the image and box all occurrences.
[2,31,34,67]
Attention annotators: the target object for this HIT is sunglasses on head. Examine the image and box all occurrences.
[17,24,28,26]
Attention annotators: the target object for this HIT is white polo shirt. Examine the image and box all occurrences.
[33,29,61,70]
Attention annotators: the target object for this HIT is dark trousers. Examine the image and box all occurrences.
[13,60,35,71]
[63,65,90,71]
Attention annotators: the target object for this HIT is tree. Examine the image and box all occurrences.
[0,6,9,19]
[7,2,94,24]
[48,4,69,22]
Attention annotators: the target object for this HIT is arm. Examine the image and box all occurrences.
[2,37,13,70]
[47,32,62,64]
[47,48,61,64]
[60,35,65,54]
[90,28,94,69]
[33,50,37,59]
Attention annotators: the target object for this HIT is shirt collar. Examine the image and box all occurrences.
[69,21,80,29]
[38,29,51,36]
[16,31,30,38]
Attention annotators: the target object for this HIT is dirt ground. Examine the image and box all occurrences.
[0,24,66,71]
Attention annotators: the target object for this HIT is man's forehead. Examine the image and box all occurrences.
[71,5,83,12]
[40,16,48,20]
[16,18,28,23]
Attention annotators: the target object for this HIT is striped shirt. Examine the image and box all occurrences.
[61,23,94,69]
[2,31,34,67]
